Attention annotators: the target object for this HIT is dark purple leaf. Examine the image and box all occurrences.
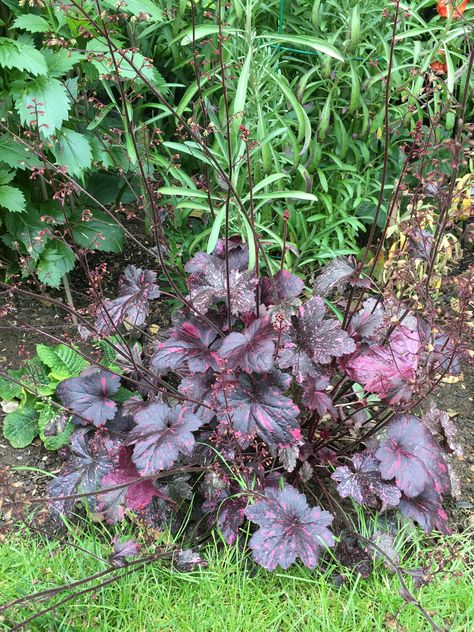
[151,320,220,374]
[110,536,140,567]
[216,371,301,450]
[245,485,334,570]
[431,333,465,375]
[301,375,336,417]
[279,297,355,379]
[314,258,358,297]
[348,303,384,341]
[47,429,119,517]
[56,370,120,428]
[398,488,450,534]
[407,227,433,261]
[215,494,248,545]
[260,270,304,305]
[422,401,463,457]
[95,265,160,334]
[344,326,420,404]
[335,541,373,577]
[179,369,216,423]
[129,403,204,475]
[332,451,401,510]
[213,237,249,270]
[185,251,257,315]
[218,316,275,373]
[98,447,168,523]
[173,549,208,572]
[375,416,450,498]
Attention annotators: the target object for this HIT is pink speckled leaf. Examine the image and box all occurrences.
[301,375,336,417]
[219,317,275,373]
[398,488,450,534]
[185,251,257,315]
[56,370,120,427]
[151,320,220,373]
[332,451,401,510]
[314,257,358,297]
[279,297,355,379]
[129,403,204,475]
[375,416,450,498]
[245,485,334,570]
[95,265,160,334]
[216,371,301,450]
[47,429,120,517]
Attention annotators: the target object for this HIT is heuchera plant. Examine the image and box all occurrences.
[47,245,462,571]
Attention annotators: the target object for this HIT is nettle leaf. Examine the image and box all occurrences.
[0,37,48,75]
[151,321,219,374]
[314,257,368,297]
[129,403,204,475]
[345,326,420,404]
[48,429,120,517]
[0,185,26,212]
[279,297,355,379]
[301,374,336,418]
[95,265,160,335]
[53,129,93,176]
[98,447,167,523]
[260,270,304,305]
[71,209,124,253]
[185,251,257,316]
[216,371,301,450]
[2,406,38,448]
[12,15,50,34]
[42,48,84,77]
[332,451,401,510]
[36,344,88,380]
[245,485,334,570]
[0,135,42,170]
[56,370,120,427]
[219,317,275,373]
[36,241,75,288]
[375,416,450,498]
[11,76,70,138]
[398,488,450,534]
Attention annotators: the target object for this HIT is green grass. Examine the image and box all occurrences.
[0,521,473,632]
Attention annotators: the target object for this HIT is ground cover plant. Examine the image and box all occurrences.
[0,0,473,630]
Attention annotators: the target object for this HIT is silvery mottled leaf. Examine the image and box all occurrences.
[129,403,204,475]
[216,371,301,450]
[314,257,357,297]
[422,401,463,457]
[95,265,160,335]
[109,536,140,567]
[245,485,334,570]
[173,549,208,572]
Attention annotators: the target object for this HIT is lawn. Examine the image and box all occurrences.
[1,524,472,631]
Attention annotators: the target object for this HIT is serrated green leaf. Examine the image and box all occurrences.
[0,185,26,212]
[9,358,56,397]
[3,406,38,448]
[37,405,74,451]
[0,375,24,400]
[12,14,50,33]
[53,129,93,176]
[103,0,162,21]
[85,38,163,85]
[0,135,42,170]
[0,37,48,75]
[36,344,88,380]
[11,76,70,138]
[0,170,15,185]
[41,48,84,77]
[36,240,75,288]
[71,210,124,253]
[3,209,48,259]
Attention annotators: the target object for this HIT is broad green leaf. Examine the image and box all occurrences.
[8,358,55,398]
[0,37,48,75]
[3,209,48,259]
[3,407,38,448]
[71,210,124,253]
[42,48,84,76]
[53,129,93,176]
[12,14,50,33]
[36,240,75,288]
[103,0,163,21]
[36,344,88,380]
[37,405,74,451]
[85,39,164,85]
[0,375,23,401]
[11,76,70,138]
[0,185,25,212]
[0,135,41,170]
[259,34,344,62]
